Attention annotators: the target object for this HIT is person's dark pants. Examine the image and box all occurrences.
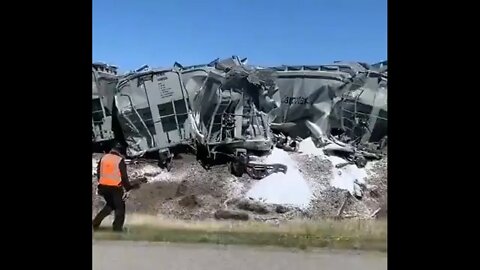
[92,186,125,232]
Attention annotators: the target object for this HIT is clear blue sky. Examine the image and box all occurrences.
[93,0,387,71]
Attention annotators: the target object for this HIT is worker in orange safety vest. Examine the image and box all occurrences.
[92,144,139,232]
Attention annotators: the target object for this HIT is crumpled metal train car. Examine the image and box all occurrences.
[114,56,286,177]
[266,61,387,147]
[92,57,387,177]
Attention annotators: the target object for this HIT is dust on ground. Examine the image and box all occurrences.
[93,153,254,220]
[92,144,387,222]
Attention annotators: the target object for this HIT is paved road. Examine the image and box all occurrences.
[93,241,387,270]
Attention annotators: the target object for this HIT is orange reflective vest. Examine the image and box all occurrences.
[98,153,123,187]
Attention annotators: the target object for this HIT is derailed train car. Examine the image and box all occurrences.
[92,56,387,177]
[114,56,286,178]
[331,63,387,146]
[115,67,198,172]
[92,63,119,146]
[184,57,285,178]
[267,61,387,149]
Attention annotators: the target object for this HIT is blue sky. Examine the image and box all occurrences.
[93,0,387,71]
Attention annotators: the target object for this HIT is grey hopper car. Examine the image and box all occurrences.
[92,63,119,145]
[115,68,193,169]
[267,62,387,147]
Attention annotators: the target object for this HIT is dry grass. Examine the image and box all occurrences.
[93,214,387,252]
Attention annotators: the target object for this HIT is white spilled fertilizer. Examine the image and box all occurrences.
[130,164,173,183]
[328,156,367,196]
[298,137,324,156]
[298,137,368,197]
[245,148,313,208]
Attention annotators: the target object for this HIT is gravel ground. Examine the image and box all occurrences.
[92,147,387,222]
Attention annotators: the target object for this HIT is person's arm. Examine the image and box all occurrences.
[119,159,138,191]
